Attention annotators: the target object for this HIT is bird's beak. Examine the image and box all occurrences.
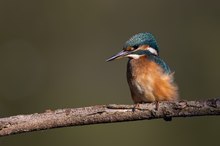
[106,50,129,62]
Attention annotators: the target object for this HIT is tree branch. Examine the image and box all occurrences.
[0,98,220,137]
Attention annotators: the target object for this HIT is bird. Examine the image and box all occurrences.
[106,32,178,106]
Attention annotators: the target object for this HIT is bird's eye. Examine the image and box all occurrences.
[133,45,139,49]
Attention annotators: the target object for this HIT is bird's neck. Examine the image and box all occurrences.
[127,52,170,74]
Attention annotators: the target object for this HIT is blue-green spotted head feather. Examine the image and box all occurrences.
[123,32,159,53]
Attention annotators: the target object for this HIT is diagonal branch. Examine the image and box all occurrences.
[0,98,220,137]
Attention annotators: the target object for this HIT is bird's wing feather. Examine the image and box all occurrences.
[148,55,171,74]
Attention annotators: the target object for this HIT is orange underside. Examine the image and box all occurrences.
[127,56,178,103]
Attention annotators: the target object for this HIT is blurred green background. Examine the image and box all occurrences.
[0,0,220,145]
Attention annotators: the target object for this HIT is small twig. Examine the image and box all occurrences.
[0,98,219,137]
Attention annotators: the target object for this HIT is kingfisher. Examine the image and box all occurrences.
[106,32,178,105]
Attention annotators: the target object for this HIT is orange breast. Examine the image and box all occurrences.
[127,56,178,103]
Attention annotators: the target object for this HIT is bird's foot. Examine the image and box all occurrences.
[155,101,159,110]
[132,103,146,112]
[132,103,140,112]
[154,101,172,121]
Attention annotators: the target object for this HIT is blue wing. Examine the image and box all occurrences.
[149,55,171,74]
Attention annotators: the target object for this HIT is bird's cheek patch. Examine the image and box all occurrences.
[146,47,158,55]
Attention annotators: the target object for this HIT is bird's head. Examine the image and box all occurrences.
[106,32,159,62]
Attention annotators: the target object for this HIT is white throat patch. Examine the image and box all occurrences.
[125,46,158,59]
[126,54,143,59]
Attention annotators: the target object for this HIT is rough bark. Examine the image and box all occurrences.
[0,98,220,137]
